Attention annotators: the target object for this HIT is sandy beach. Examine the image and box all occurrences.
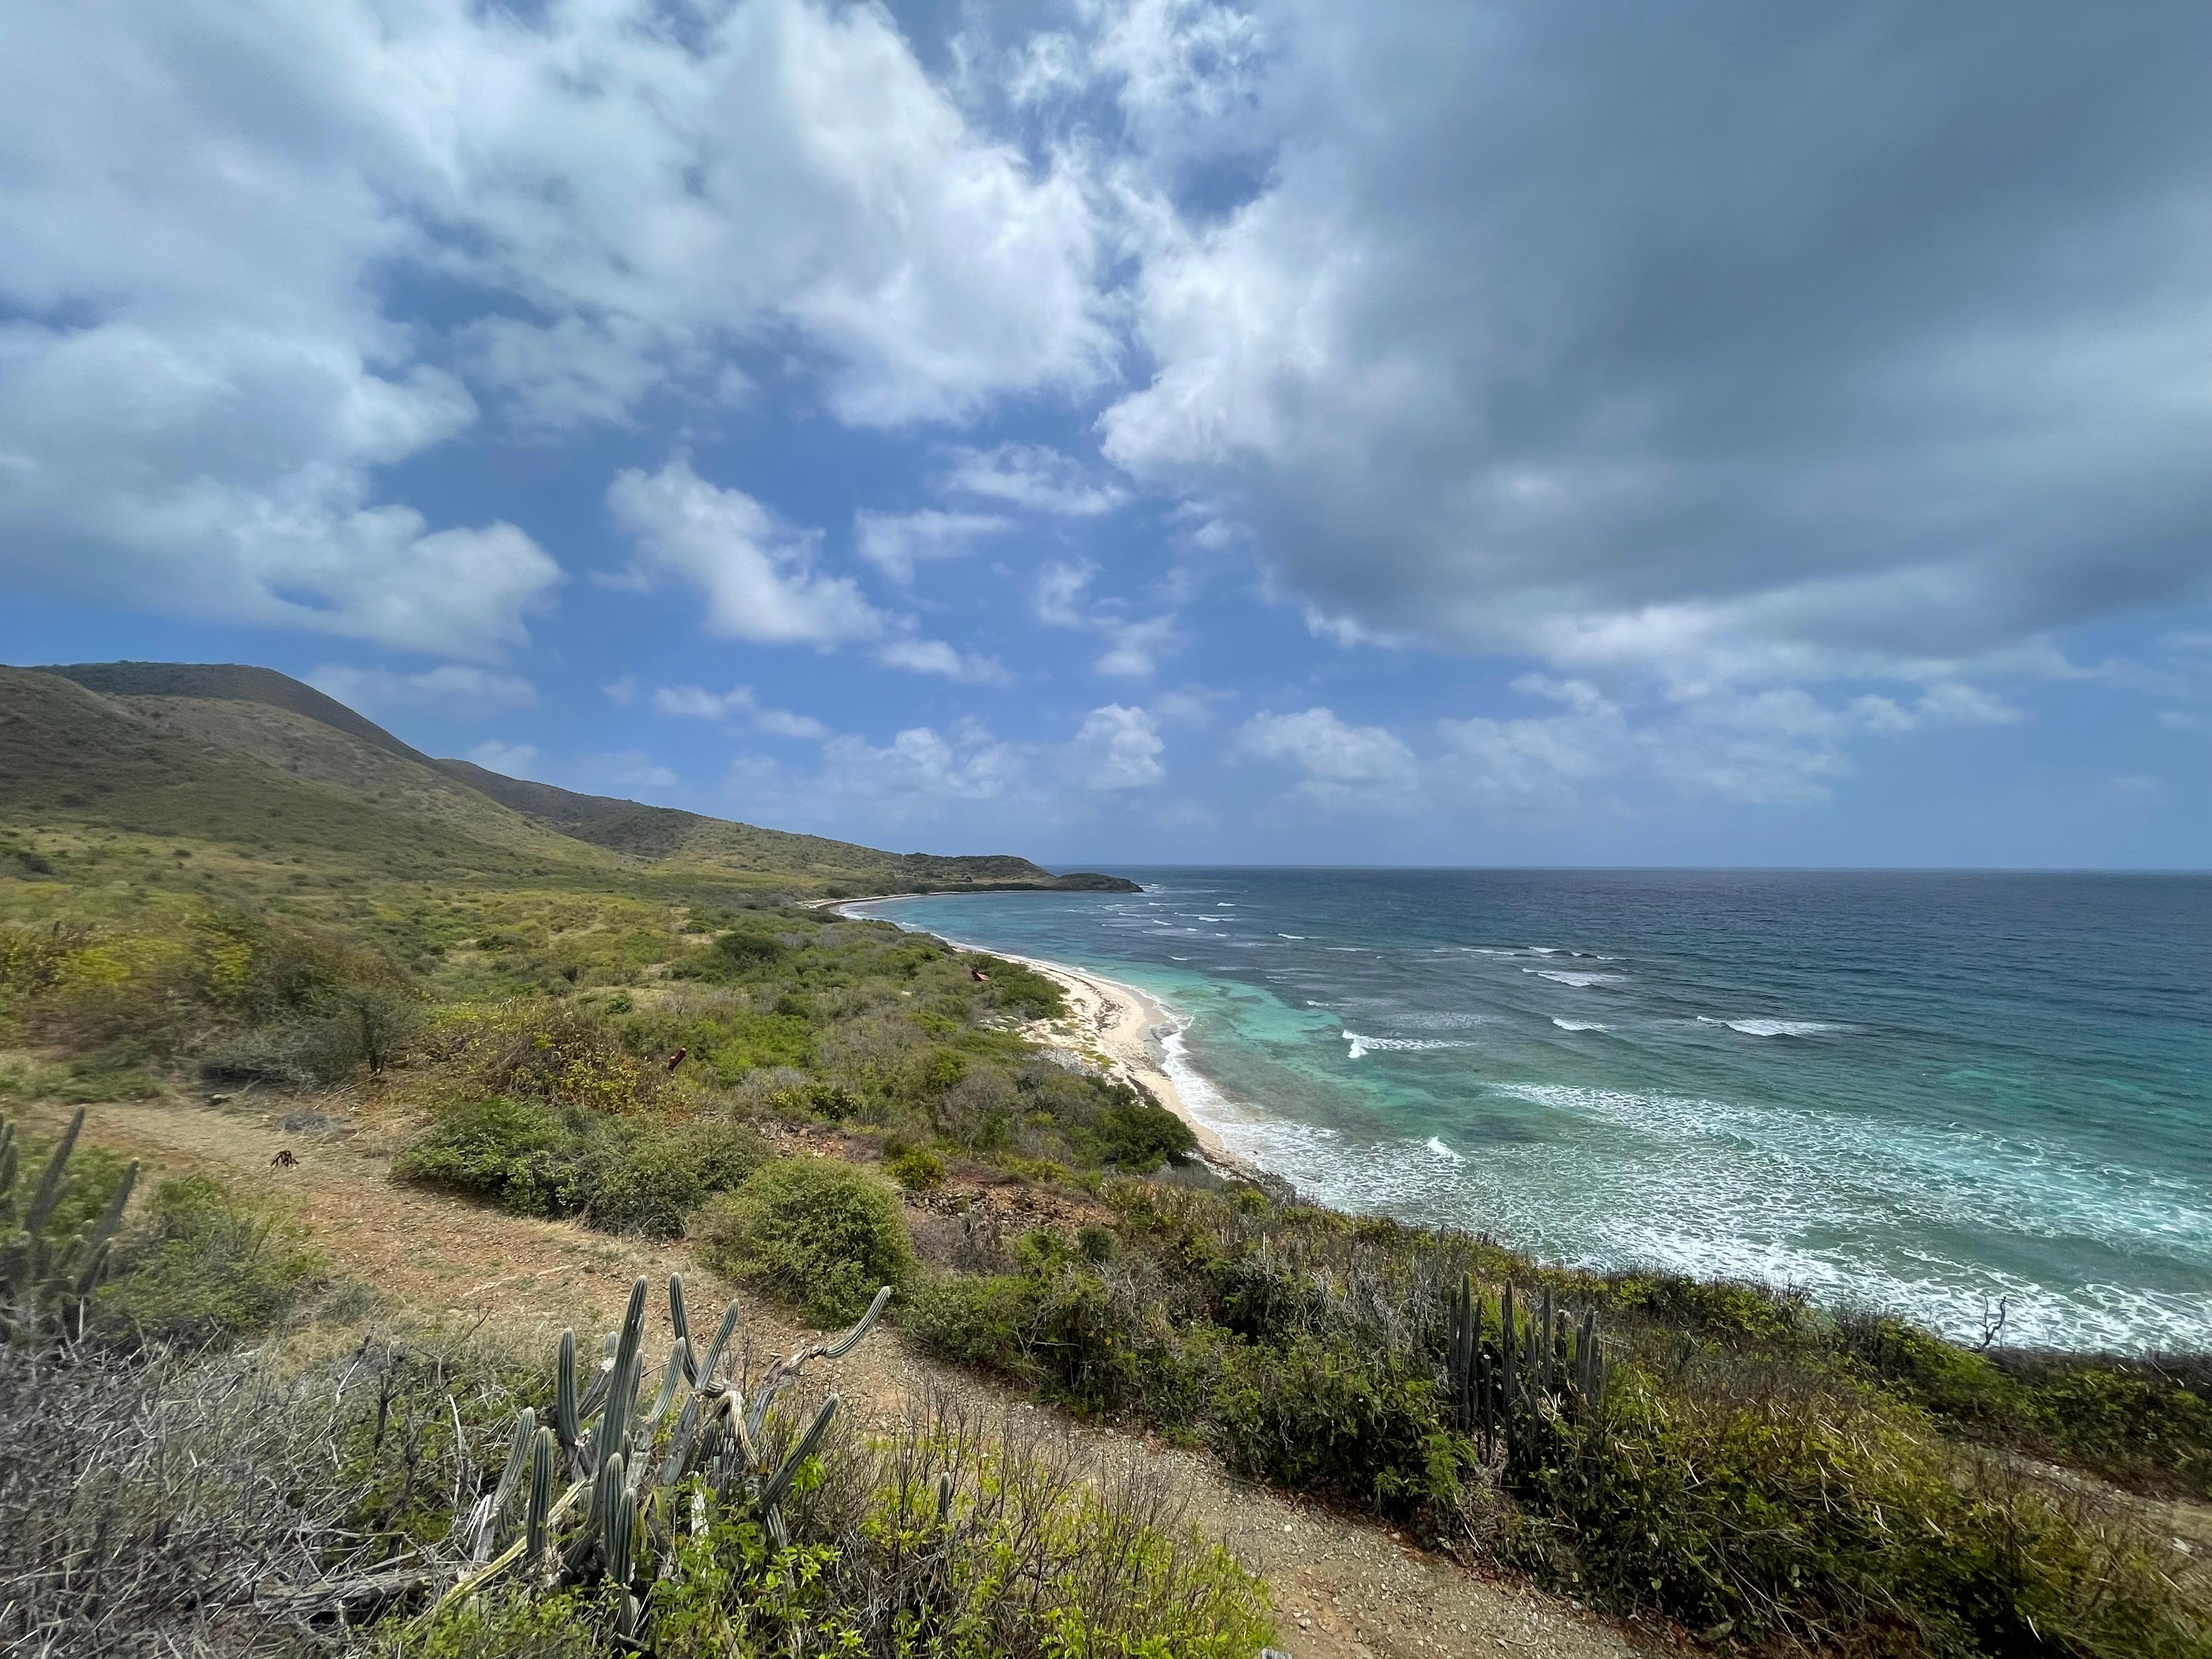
[821,898,1266,1183]
[992,950,1262,1175]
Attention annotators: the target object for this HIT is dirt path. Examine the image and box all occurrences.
[55,1092,1656,1659]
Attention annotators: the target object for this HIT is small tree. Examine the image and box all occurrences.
[334,984,420,1077]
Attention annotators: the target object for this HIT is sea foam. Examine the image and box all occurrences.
[1344,1031,1474,1058]
[1699,1015,1850,1037]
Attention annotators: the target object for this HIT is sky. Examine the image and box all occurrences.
[1,0,2207,869]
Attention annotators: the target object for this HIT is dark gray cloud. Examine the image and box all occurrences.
[1101,1,2212,680]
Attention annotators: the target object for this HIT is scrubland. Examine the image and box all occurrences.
[3,815,2207,1658]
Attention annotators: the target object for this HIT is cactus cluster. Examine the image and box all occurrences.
[0,1108,138,1343]
[1444,1276,1609,1479]
[435,1271,891,1640]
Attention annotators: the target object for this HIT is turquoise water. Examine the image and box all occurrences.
[857,870,2212,1352]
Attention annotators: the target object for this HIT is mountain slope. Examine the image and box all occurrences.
[0,666,603,877]
[4,662,1135,895]
[42,662,432,764]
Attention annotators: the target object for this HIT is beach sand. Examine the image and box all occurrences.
[995,951,1276,1184]
[822,899,1272,1186]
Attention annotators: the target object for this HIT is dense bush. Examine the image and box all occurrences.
[1839,1311,2212,1499]
[393,1095,769,1239]
[911,1183,2212,1657]
[698,1157,916,1325]
[382,1390,1270,1659]
[95,1173,329,1347]
[1,907,418,1085]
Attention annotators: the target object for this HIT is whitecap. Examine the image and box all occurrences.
[1344,1031,1475,1057]
[1551,1017,1611,1032]
[1526,969,1621,988]
[1278,933,1307,939]
[1700,1016,1852,1037]
[1425,1136,1465,1163]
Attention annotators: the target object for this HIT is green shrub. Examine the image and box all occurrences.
[393,1094,572,1214]
[884,1146,946,1190]
[95,1174,328,1347]
[1084,1092,1197,1170]
[581,1119,772,1239]
[697,1158,916,1326]
[441,1002,657,1114]
[1212,1335,1458,1515]
[394,1098,768,1239]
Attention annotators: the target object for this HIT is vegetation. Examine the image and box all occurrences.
[1,1187,1271,1657]
[4,658,2207,1659]
[910,1183,2212,1658]
[698,1158,917,1325]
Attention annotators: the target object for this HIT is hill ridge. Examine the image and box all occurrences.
[7,660,1137,895]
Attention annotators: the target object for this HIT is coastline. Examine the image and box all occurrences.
[826,895,1273,1188]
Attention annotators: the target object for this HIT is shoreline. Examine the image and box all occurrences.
[827,894,1274,1188]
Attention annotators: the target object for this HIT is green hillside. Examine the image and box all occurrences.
[0,667,601,882]
[3,662,1134,897]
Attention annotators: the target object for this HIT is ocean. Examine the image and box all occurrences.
[854,869,2212,1353]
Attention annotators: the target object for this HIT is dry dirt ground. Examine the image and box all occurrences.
[48,1089,1668,1659]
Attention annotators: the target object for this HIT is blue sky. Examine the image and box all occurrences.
[2,0,2206,868]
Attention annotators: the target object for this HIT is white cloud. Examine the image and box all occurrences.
[1094,615,1181,678]
[874,636,1012,684]
[606,457,881,646]
[309,663,538,721]
[1034,561,1098,628]
[798,721,1029,820]
[582,751,680,792]
[1073,704,1167,789]
[1032,560,1181,678]
[652,682,831,741]
[854,509,1009,583]
[1436,675,2031,808]
[0,0,1118,651]
[943,443,1130,516]
[602,675,639,706]
[1235,708,1420,804]
[466,740,541,778]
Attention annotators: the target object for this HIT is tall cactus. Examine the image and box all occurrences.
[430,1271,893,1626]
[1,1108,138,1343]
[1448,1274,1611,1489]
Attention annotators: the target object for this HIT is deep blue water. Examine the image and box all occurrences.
[857,870,2212,1352]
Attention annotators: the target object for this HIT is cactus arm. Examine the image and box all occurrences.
[555,1329,580,1451]
[812,1285,893,1361]
[23,1108,85,1235]
[605,1486,637,1585]
[86,1159,137,1259]
[657,1395,702,1487]
[69,1237,111,1303]
[641,1338,689,1429]
[611,1277,648,1394]
[479,1408,537,1555]
[760,1393,839,1513]
[667,1273,692,1380]
[526,1427,555,1566]
[698,1299,741,1385]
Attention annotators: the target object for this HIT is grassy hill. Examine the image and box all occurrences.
[5,661,1134,898]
